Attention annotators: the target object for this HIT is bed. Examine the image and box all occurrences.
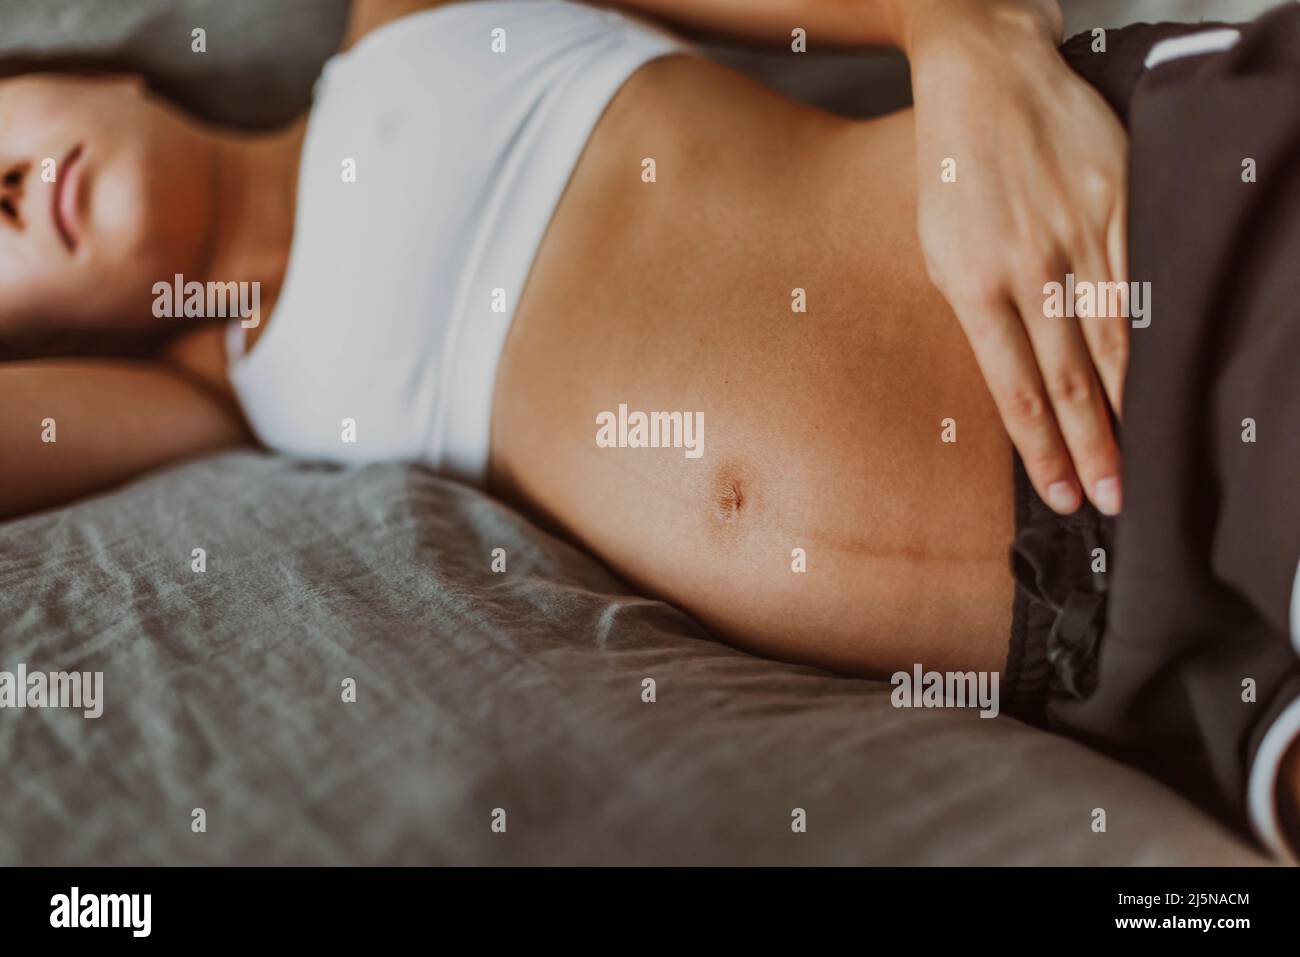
[0,0,1279,866]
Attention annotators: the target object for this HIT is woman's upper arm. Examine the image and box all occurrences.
[0,358,249,520]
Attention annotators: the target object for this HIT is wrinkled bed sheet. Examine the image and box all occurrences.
[0,453,1266,864]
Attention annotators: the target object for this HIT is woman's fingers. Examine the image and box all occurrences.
[1075,238,1129,421]
[1103,199,1130,417]
[1015,266,1123,516]
[961,295,1082,514]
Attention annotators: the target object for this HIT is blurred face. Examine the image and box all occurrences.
[0,74,214,335]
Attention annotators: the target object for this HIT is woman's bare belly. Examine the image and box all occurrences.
[489,55,1013,677]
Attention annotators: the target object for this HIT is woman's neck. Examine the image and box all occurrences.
[196,118,306,322]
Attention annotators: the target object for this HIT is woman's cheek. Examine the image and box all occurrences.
[90,152,145,250]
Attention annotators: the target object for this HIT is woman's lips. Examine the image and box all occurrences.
[53,144,84,253]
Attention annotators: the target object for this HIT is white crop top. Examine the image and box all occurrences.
[227,0,683,484]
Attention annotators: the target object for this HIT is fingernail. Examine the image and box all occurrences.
[1093,476,1122,516]
[1047,481,1079,513]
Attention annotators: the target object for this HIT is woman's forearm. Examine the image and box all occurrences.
[902,0,1062,53]
[0,360,248,521]
[346,1,1064,56]
[611,0,1061,52]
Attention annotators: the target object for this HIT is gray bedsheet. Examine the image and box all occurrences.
[0,453,1267,864]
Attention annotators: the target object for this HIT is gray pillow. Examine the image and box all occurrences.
[0,0,349,128]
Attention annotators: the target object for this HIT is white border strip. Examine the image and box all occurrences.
[1144,28,1241,70]
[1248,695,1300,863]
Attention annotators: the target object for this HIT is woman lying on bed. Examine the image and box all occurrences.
[0,0,1295,857]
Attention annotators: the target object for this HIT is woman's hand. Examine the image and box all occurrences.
[903,0,1129,516]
